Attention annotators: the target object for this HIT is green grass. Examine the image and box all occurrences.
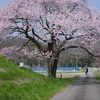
[0,56,78,100]
[94,70,100,80]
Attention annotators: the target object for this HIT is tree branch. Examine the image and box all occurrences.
[18,39,30,50]
[61,31,74,40]
[32,28,47,42]
[23,26,44,53]
[70,3,78,13]
[59,45,100,58]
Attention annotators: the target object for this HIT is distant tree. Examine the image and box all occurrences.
[78,56,95,67]
[0,0,100,77]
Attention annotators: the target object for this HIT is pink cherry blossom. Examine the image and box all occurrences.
[0,0,100,77]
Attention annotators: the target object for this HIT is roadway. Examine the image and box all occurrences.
[50,72,100,100]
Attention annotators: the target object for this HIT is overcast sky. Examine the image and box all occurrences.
[0,0,100,11]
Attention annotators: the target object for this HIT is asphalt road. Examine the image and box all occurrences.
[50,72,100,100]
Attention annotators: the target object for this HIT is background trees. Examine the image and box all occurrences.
[0,0,100,77]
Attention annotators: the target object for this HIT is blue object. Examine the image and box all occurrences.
[30,66,79,71]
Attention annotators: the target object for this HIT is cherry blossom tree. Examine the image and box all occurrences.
[0,0,100,77]
[0,46,24,61]
[0,46,41,65]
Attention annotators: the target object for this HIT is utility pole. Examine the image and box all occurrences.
[75,54,78,70]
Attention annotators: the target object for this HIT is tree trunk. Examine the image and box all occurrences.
[47,54,59,78]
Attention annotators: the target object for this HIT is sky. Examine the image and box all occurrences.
[0,0,11,7]
[88,0,100,11]
[0,0,100,11]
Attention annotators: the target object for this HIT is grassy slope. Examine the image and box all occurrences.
[94,70,100,80]
[0,56,78,100]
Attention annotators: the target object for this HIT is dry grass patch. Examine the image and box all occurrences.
[12,78,32,85]
[0,67,6,72]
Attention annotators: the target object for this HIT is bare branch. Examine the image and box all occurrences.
[59,45,100,58]
[32,28,47,42]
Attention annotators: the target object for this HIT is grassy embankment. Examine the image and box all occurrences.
[94,70,100,80]
[0,56,78,100]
